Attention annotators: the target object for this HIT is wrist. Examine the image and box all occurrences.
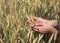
[52,20,58,27]
[50,27,57,33]
[49,20,58,27]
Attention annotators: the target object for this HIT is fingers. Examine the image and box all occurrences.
[32,16,40,21]
[33,26,49,33]
[33,26,44,33]
[27,19,43,28]
[35,22,43,26]
[32,28,39,32]
[27,19,34,27]
[33,26,42,30]
[32,16,44,22]
[27,16,43,26]
[27,19,41,32]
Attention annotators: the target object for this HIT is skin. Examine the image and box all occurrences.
[27,16,60,42]
[27,16,57,33]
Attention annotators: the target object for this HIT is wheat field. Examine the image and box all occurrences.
[0,0,60,43]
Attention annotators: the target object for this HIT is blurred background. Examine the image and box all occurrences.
[0,0,60,43]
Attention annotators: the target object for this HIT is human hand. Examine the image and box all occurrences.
[27,16,57,33]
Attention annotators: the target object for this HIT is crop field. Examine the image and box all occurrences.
[0,0,60,43]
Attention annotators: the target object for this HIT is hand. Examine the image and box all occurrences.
[27,16,57,33]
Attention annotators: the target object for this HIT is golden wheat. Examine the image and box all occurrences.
[0,0,60,43]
